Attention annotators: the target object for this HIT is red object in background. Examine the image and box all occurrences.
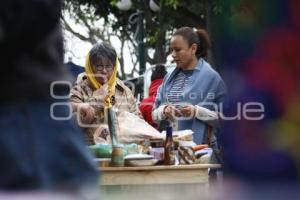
[289,0,300,30]
[139,79,164,129]
[244,26,300,109]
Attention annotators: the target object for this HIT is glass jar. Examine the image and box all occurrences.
[111,144,124,167]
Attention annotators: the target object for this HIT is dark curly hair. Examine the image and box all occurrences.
[151,64,167,81]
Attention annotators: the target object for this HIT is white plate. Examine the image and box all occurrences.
[125,159,158,167]
[124,154,154,160]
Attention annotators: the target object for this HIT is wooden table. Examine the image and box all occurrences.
[99,164,221,186]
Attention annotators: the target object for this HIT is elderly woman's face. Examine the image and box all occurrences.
[91,58,114,84]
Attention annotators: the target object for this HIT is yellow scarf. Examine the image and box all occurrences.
[85,53,119,108]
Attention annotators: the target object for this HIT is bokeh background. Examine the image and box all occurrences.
[212,0,300,183]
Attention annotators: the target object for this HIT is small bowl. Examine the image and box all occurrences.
[125,159,158,167]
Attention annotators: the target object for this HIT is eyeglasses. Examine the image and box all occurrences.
[93,64,114,71]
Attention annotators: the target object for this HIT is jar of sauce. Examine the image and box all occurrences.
[111,144,124,167]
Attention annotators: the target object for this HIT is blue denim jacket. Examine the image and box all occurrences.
[154,58,227,144]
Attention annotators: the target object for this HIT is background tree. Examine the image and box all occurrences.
[63,0,225,79]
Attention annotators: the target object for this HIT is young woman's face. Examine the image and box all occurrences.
[91,58,114,84]
[170,35,197,69]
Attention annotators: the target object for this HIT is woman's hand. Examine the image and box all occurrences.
[179,105,195,119]
[78,103,96,124]
[163,104,182,120]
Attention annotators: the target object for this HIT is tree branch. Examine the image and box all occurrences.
[77,14,105,43]
[61,16,91,43]
[166,6,206,28]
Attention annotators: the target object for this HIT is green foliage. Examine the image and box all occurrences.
[64,0,225,65]
[212,0,225,15]
[161,0,179,9]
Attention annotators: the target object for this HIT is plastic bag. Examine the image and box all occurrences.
[117,111,163,144]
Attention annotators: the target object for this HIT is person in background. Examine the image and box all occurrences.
[65,57,85,84]
[139,64,167,130]
[152,26,227,146]
[69,42,141,145]
[0,0,98,194]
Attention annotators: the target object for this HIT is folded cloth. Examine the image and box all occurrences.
[178,146,195,165]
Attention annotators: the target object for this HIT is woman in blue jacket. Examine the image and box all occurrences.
[152,27,227,145]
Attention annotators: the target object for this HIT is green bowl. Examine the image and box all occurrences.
[89,144,112,158]
[89,143,139,158]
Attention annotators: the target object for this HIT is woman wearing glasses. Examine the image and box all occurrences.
[152,27,227,145]
[70,42,140,145]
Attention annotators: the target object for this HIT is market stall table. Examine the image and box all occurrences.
[99,163,221,185]
[98,163,222,199]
